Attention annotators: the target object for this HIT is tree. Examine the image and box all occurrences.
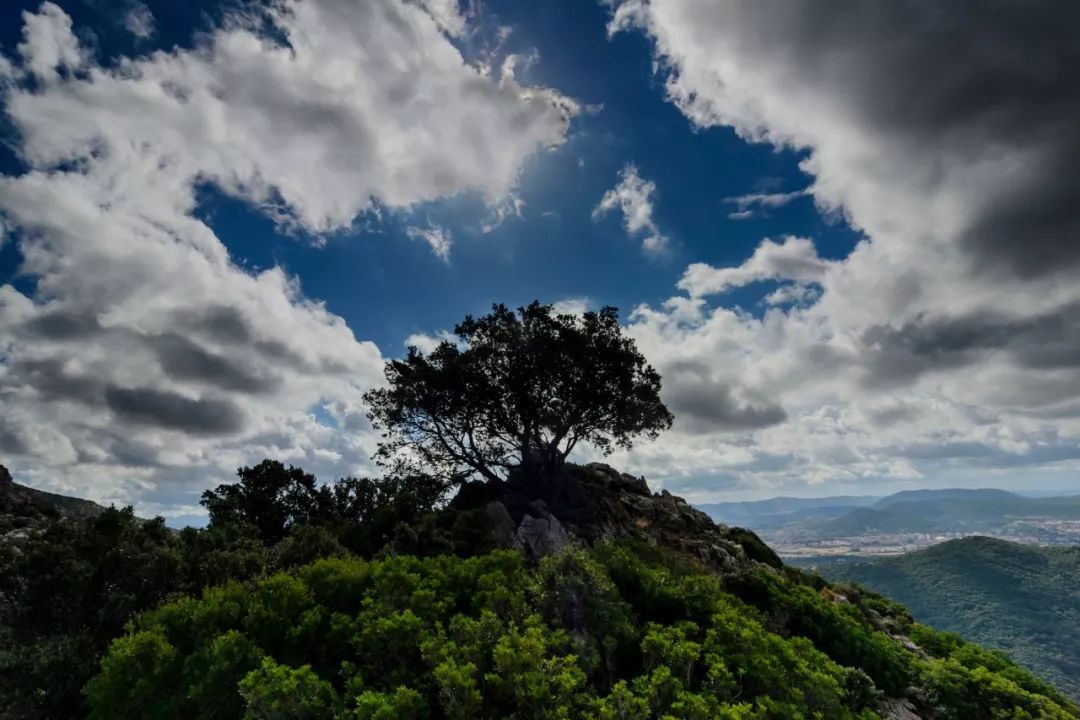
[363,302,672,484]
[202,460,328,544]
[202,460,449,555]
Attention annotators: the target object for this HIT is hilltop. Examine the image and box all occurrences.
[4,461,1078,719]
[810,537,1080,701]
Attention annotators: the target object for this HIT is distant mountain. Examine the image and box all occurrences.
[805,537,1080,700]
[0,464,105,540]
[807,489,1080,538]
[698,494,880,530]
[873,488,1022,508]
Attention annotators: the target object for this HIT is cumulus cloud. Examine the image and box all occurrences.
[601,0,1080,499]
[0,0,575,512]
[403,331,454,355]
[593,163,667,252]
[551,297,591,316]
[678,236,830,297]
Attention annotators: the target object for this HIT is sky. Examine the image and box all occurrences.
[1,0,1079,521]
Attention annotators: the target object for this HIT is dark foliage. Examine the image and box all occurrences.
[364,302,672,484]
[0,461,447,720]
[202,460,327,545]
[0,508,182,719]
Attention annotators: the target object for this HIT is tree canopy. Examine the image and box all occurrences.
[363,302,673,484]
[201,460,449,547]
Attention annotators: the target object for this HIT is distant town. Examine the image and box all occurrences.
[769,517,1080,559]
[698,489,1080,560]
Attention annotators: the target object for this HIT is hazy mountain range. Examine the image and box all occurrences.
[700,488,1080,552]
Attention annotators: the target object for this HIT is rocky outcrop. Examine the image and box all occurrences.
[456,462,776,573]
[878,697,924,720]
[0,464,106,541]
[512,507,570,557]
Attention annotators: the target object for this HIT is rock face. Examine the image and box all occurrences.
[879,697,924,720]
[456,462,777,573]
[0,464,106,541]
[512,507,570,557]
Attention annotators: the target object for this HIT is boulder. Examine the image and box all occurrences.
[512,513,570,558]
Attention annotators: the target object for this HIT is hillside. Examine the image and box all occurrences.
[810,537,1080,701]
[3,462,1078,719]
[0,464,105,540]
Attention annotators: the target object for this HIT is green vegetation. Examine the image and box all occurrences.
[818,536,1080,701]
[81,541,1077,719]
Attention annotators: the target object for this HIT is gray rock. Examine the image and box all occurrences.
[878,698,923,720]
[512,513,570,558]
[584,462,651,496]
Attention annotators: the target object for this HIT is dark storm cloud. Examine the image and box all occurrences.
[0,420,27,455]
[861,302,1080,386]
[148,332,278,394]
[863,0,1080,276]
[664,361,787,432]
[22,310,104,341]
[173,306,327,372]
[174,305,255,344]
[104,386,246,435]
[659,0,1080,276]
[11,358,105,404]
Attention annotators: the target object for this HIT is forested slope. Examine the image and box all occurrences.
[818,537,1080,701]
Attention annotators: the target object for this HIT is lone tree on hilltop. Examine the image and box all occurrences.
[363,302,673,484]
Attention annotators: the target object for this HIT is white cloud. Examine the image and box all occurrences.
[593,163,668,252]
[678,236,830,297]
[411,0,469,38]
[551,297,592,316]
[724,187,808,220]
[123,2,155,39]
[404,330,456,355]
[17,2,84,79]
[406,224,453,261]
[480,192,525,234]
[600,0,1080,499]
[0,0,576,513]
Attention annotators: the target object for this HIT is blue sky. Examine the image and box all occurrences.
[1,0,1079,517]
[0,0,860,353]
